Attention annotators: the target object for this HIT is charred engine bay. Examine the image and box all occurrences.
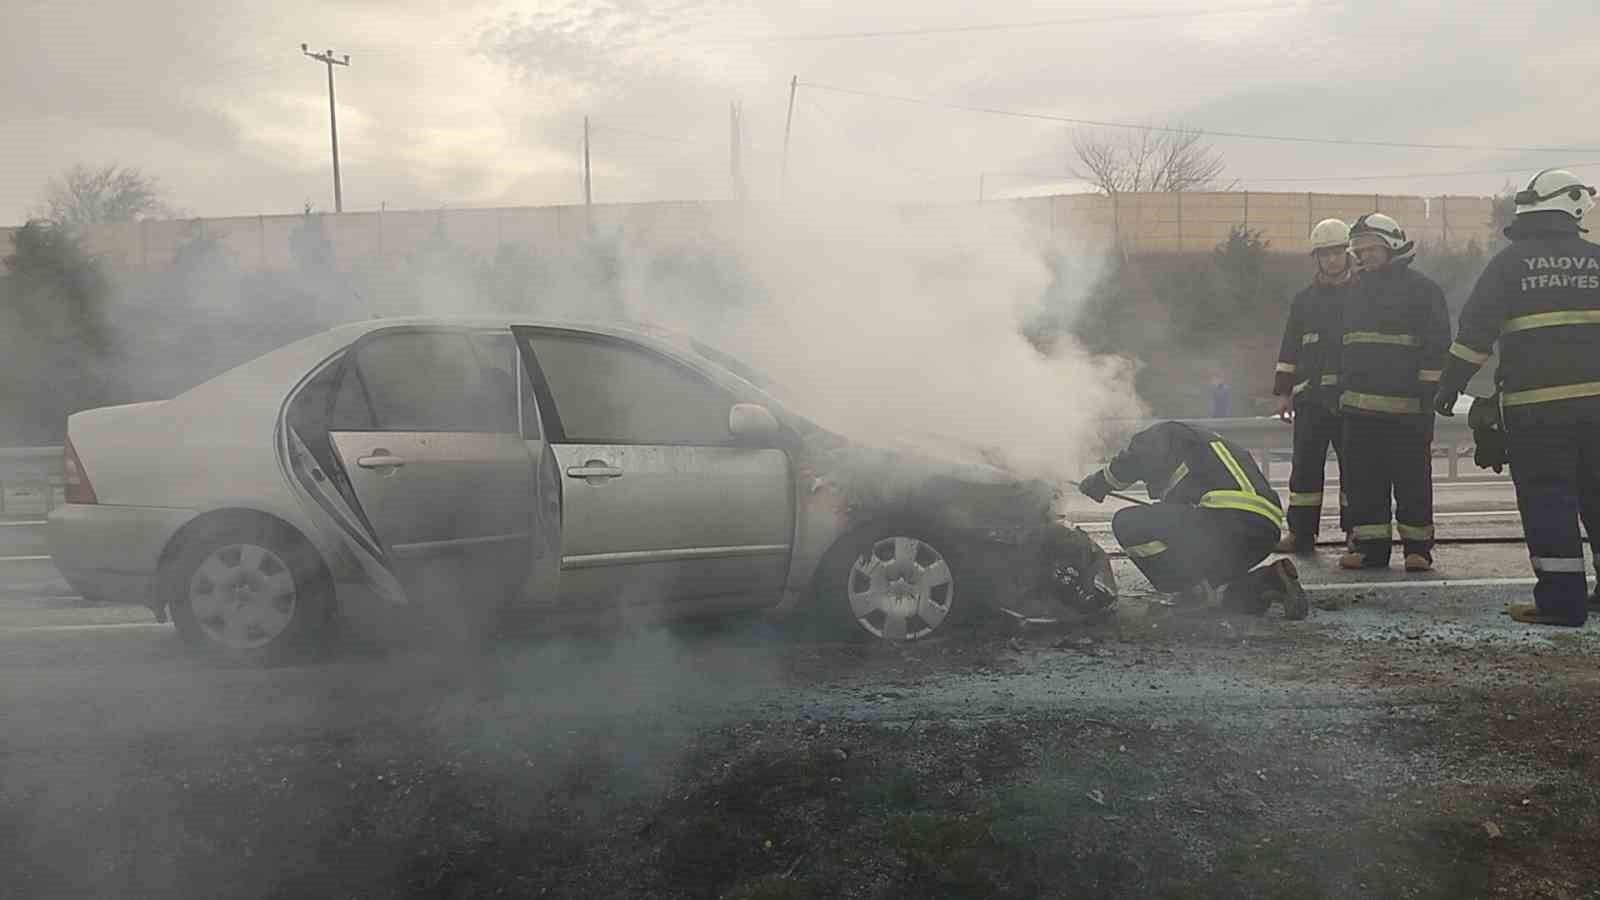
[804,437,1115,619]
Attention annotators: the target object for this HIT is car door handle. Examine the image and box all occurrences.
[566,464,623,479]
[357,454,407,470]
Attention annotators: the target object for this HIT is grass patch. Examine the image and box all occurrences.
[883,810,1009,897]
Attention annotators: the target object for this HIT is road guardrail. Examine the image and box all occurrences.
[1178,416,1487,483]
[0,447,65,517]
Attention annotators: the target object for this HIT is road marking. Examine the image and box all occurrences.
[0,521,46,527]
[0,555,52,563]
[0,622,167,634]
[1303,577,1541,591]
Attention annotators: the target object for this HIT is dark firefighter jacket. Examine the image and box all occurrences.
[1274,278,1351,407]
[1439,212,1600,425]
[1097,421,1283,531]
[1338,260,1451,418]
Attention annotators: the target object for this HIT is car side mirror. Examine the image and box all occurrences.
[729,403,781,444]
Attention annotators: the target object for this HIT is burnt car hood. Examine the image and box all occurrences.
[798,428,1116,622]
[800,428,1057,527]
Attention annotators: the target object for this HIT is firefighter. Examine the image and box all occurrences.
[1435,168,1600,626]
[1338,213,1452,572]
[1079,421,1309,619]
[1273,218,1355,553]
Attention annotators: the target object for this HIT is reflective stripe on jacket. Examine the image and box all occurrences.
[1440,213,1600,423]
[1274,279,1350,406]
[1338,261,1451,418]
[1096,421,1283,530]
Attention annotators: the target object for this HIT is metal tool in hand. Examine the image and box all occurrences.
[1065,479,1150,507]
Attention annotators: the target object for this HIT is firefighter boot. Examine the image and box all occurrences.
[1340,551,1385,570]
[1267,559,1310,621]
[1225,559,1310,619]
[1404,553,1434,573]
[1220,561,1308,619]
[1506,602,1585,628]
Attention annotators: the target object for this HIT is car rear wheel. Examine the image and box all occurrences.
[816,523,965,642]
[166,522,331,665]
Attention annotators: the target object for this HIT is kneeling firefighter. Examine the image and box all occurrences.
[1436,168,1600,626]
[1079,421,1309,619]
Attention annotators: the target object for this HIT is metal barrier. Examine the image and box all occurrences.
[0,447,65,517]
[1151,416,1494,483]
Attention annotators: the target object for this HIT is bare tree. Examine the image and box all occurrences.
[38,164,170,229]
[1072,127,1229,195]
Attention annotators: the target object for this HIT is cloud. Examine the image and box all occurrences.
[3,0,1599,223]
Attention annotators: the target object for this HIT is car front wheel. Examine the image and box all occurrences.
[817,523,964,642]
[166,522,331,665]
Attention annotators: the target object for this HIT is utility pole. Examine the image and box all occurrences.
[780,76,798,197]
[583,115,593,206]
[302,44,350,213]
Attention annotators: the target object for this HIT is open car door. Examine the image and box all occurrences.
[314,326,550,615]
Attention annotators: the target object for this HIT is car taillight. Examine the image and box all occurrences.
[63,437,98,505]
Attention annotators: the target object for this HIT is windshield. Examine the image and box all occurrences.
[683,337,833,434]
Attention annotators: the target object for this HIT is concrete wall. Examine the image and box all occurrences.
[0,192,1502,273]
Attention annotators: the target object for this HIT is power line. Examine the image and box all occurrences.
[700,1,1328,43]
[588,123,708,148]
[798,81,1600,154]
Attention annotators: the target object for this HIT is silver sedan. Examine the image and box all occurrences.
[48,317,1114,662]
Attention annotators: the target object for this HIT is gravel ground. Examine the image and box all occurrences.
[4,540,1600,898]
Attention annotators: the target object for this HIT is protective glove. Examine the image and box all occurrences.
[1079,470,1111,503]
[1473,429,1507,474]
[1434,389,1459,417]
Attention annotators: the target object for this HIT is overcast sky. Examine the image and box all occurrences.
[4,0,1598,223]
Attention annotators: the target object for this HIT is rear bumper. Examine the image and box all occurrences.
[47,504,197,607]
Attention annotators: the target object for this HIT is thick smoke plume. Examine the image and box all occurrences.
[398,197,1145,483]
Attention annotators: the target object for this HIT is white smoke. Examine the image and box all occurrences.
[597,197,1144,482]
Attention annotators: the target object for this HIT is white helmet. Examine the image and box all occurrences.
[1514,168,1596,220]
[1349,212,1414,261]
[1308,218,1350,253]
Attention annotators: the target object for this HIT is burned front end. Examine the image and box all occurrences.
[798,439,1117,625]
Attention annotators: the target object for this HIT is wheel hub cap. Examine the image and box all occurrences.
[847,535,955,641]
[189,543,298,650]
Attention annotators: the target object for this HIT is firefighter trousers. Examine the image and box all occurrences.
[1343,413,1435,564]
[1112,504,1279,596]
[1505,417,1600,623]
[1287,400,1346,543]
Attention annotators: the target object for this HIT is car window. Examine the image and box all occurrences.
[524,333,734,445]
[469,332,542,440]
[327,358,375,430]
[353,330,515,433]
